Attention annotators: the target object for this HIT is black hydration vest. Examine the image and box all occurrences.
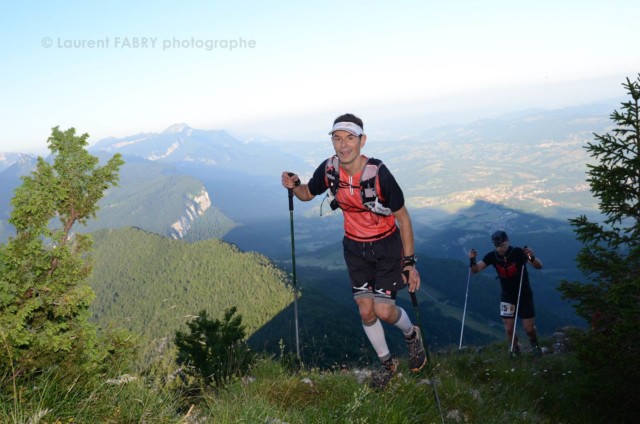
[324,156,392,216]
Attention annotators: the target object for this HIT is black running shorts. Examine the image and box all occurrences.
[500,291,535,319]
[343,228,405,301]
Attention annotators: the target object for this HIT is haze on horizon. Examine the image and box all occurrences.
[1,0,639,154]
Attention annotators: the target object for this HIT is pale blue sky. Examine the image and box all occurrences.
[1,0,639,153]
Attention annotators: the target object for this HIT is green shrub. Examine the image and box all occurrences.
[175,307,254,387]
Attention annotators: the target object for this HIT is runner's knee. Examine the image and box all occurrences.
[374,303,396,323]
[357,303,376,322]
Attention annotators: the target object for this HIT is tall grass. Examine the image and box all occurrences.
[1,340,614,423]
[0,365,184,423]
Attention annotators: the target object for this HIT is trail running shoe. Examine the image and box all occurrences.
[406,325,427,372]
[369,358,398,390]
[531,344,542,357]
[509,343,521,358]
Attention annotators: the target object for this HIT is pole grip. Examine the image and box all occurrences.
[287,173,295,211]
[524,245,531,261]
[404,270,418,306]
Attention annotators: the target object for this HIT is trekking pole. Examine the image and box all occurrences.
[458,267,472,353]
[405,271,444,424]
[287,173,300,361]
[509,247,528,357]
[409,291,430,363]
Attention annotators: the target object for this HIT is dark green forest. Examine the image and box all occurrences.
[88,227,292,346]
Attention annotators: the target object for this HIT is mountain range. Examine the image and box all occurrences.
[91,123,302,177]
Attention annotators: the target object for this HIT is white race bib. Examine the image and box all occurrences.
[500,302,516,317]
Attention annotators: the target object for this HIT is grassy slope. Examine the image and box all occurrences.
[3,337,609,424]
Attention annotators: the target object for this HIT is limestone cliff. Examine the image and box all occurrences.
[169,187,212,239]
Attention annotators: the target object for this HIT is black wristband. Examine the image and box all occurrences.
[528,255,535,262]
[403,255,416,267]
[293,179,301,187]
[470,257,477,267]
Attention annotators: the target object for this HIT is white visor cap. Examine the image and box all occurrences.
[329,121,364,136]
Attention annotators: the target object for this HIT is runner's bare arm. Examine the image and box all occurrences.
[281,171,315,201]
[524,246,543,269]
[469,249,487,273]
[394,206,421,291]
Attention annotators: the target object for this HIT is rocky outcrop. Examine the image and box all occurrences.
[550,326,584,355]
[169,187,212,239]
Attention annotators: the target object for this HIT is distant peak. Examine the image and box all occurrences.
[163,123,191,134]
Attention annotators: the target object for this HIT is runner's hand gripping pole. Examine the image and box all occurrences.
[287,173,301,360]
[287,174,296,211]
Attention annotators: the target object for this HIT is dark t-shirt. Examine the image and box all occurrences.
[481,246,533,302]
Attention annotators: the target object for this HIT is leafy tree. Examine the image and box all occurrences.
[175,307,253,387]
[558,75,640,420]
[0,127,124,376]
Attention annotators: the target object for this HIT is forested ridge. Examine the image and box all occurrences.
[83,159,236,239]
[88,227,293,342]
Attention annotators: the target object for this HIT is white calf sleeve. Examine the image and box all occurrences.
[362,318,390,361]
[393,307,415,337]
